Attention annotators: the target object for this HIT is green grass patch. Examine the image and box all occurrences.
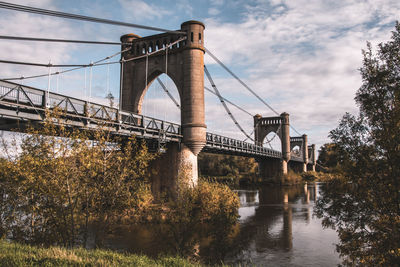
[0,240,204,267]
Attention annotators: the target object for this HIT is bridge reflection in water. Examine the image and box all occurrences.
[228,183,340,266]
[94,184,340,265]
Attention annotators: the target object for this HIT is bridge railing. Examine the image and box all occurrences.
[205,132,282,158]
[1,80,289,159]
[0,80,181,139]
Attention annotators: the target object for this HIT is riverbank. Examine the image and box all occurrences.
[0,240,204,267]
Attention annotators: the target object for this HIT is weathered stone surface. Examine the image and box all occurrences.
[120,20,206,191]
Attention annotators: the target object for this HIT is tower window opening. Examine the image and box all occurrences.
[198,33,202,44]
[191,32,193,42]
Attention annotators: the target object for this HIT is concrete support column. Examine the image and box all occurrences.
[280,112,290,175]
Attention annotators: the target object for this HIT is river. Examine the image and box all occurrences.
[101,182,341,266]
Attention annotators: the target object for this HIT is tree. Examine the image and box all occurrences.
[317,143,342,170]
[0,109,155,247]
[315,22,400,265]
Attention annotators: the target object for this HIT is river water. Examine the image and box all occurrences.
[102,183,341,266]
[226,183,341,266]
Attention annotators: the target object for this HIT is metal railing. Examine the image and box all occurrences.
[0,80,181,141]
[0,80,309,161]
[204,132,282,158]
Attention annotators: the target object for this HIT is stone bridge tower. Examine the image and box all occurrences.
[290,134,308,172]
[120,21,206,194]
[254,112,290,182]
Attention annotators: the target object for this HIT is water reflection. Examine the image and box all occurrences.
[99,183,340,266]
[227,183,340,266]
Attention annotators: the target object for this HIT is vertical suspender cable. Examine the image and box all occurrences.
[56,69,59,93]
[46,62,51,108]
[107,61,110,95]
[88,61,93,110]
[119,57,124,111]
[84,68,87,100]
[164,45,168,121]
[145,53,148,91]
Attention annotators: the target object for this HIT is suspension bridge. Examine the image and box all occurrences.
[0,2,316,193]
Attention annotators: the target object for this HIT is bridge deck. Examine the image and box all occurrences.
[0,80,303,162]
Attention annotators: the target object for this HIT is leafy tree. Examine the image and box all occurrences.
[315,22,400,265]
[0,109,155,247]
[317,143,342,170]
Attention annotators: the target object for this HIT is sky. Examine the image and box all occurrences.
[0,0,399,153]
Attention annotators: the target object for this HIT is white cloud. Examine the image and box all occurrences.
[208,7,221,16]
[213,0,224,6]
[0,2,78,80]
[203,0,400,150]
[1,0,400,156]
[118,0,171,21]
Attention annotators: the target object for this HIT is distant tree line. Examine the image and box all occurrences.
[198,153,258,180]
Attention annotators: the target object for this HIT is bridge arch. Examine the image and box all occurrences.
[120,20,206,155]
[137,70,181,116]
[254,113,290,161]
[263,131,282,152]
[140,73,181,124]
[290,145,301,156]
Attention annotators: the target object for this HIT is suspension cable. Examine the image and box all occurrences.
[156,78,180,109]
[204,86,253,117]
[204,47,279,116]
[1,37,186,82]
[0,59,87,67]
[0,35,126,45]
[0,1,185,34]
[205,47,303,136]
[0,45,131,81]
[204,65,254,141]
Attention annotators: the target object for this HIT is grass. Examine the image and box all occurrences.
[0,240,204,267]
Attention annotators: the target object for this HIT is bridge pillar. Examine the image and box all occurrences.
[149,143,197,199]
[120,21,206,192]
[254,112,290,183]
[302,134,308,172]
[311,144,316,171]
[281,112,290,176]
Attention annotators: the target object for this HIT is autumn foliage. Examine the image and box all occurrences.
[0,109,155,247]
